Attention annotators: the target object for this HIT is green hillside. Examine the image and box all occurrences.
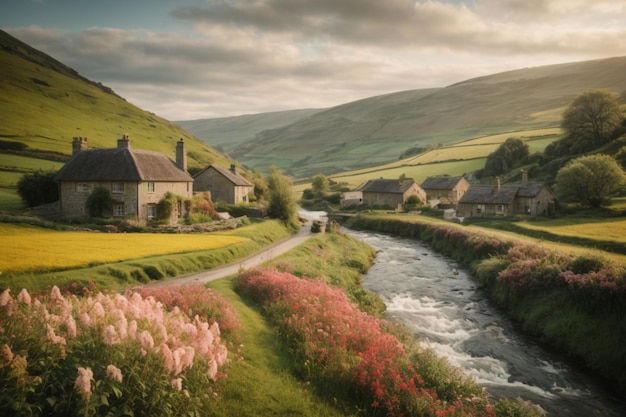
[0,30,234,209]
[182,57,626,179]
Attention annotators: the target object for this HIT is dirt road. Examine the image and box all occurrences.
[148,223,315,287]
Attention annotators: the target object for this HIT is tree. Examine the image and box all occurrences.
[267,166,298,230]
[483,137,529,177]
[311,174,330,195]
[17,170,59,207]
[561,89,623,151]
[555,154,626,207]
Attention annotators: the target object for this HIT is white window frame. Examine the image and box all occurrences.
[147,181,155,193]
[111,182,125,194]
[147,204,157,219]
[113,203,125,217]
[76,183,90,193]
[496,204,504,214]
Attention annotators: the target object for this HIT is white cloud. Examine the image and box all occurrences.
[6,0,626,119]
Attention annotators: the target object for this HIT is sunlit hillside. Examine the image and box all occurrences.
[182,57,626,179]
[0,30,235,209]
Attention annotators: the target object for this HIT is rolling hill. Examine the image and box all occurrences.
[0,30,234,186]
[180,57,626,179]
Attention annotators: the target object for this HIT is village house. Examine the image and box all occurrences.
[456,171,556,218]
[54,136,193,223]
[349,178,427,210]
[420,175,469,207]
[193,164,254,204]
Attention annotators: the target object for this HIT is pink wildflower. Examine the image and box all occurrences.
[0,289,11,307]
[79,312,91,327]
[159,343,175,373]
[102,325,121,345]
[91,301,105,319]
[1,344,14,363]
[139,330,154,355]
[17,288,31,305]
[46,324,66,345]
[74,367,93,400]
[50,286,65,304]
[171,378,183,391]
[128,320,138,339]
[64,314,77,338]
[106,364,123,383]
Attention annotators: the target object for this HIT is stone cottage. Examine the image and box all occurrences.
[193,164,254,204]
[420,176,469,206]
[457,172,556,218]
[54,136,193,222]
[355,178,427,209]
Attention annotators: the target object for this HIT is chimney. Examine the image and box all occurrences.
[176,138,187,172]
[494,177,501,193]
[72,137,88,155]
[117,134,131,149]
[230,163,237,175]
[521,169,528,185]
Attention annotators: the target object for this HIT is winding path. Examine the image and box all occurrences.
[148,223,315,287]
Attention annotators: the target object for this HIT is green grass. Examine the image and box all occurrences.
[206,278,354,417]
[0,188,23,211]
[0,154,64,172]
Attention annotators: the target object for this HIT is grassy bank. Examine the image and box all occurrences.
[345,214,626,396]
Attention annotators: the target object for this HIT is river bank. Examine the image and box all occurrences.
[345,213,626,398]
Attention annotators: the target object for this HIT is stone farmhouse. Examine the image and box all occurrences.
[456,172,556,218]
[54,136,193,223]
[348,178,427,209]
[193,164,254,204]
[420,176,469,206]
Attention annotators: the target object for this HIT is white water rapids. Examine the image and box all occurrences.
[345,229,626,417]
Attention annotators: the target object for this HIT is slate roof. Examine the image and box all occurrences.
[55,148,193,182]
[515,182,548,198]
[421,176,464,190]
[356,179,415,194]
[194,165,253,187]
[458,185,518,205]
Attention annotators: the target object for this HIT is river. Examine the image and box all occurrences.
[344,229,626,417]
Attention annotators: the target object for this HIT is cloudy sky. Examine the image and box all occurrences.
[1,0,625,121]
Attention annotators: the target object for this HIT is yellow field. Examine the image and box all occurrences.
[517,218,626,244]
[1,223,248,273]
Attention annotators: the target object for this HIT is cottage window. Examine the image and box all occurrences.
[476,204,484,214]
[113,203,125,217]
[147,204,157,219]
[147,182,155,193]
[76,183,90,193]
[111,182,125,193]
[496,205,504,214]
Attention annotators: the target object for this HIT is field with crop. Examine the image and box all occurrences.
[1,223,248,274]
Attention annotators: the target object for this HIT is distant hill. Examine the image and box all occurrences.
[180,57,626,179]
[0,29,232,172]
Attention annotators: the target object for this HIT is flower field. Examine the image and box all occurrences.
[0,284,237,416]
[1,223,247,273]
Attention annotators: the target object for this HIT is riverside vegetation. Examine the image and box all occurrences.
[0,219,544,417]
[346,213,626,398]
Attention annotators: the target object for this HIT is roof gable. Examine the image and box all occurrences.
[459,185,518,205]
[421,176,464,190]
[194,165,253,187]
[357,179,416,194]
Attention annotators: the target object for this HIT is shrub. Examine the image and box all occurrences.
[85,186,112,218]
[17,170,59,207]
